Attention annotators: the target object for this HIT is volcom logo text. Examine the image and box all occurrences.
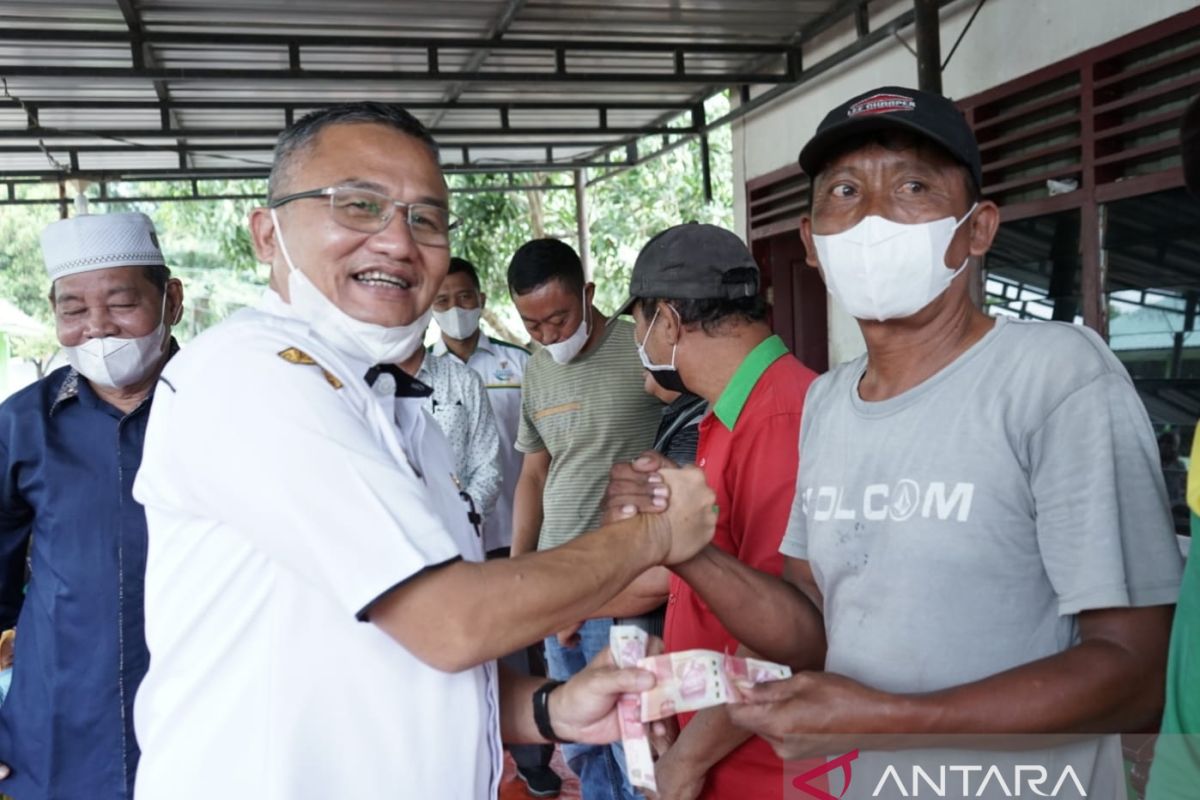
[804,482,975,523]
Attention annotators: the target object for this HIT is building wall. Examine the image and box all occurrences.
[732,0,1199,366]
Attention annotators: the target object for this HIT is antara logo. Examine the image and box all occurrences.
[793,749,860,799]
[848,93,916,117]
[871,764,1088,797]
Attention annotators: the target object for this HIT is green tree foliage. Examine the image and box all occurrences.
[101,180,269,340]
[449,93,734,334]
[0,187,62,370]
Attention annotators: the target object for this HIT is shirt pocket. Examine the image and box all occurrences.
[532,400,582,443]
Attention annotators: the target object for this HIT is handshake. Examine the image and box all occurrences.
[603,451,717,566]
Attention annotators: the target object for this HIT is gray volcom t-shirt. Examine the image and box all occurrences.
[782,316,1183,798]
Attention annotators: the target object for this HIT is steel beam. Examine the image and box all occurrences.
[427,0,527,129]
[0,182,573,206]
[0,98,695,113]
[0,125,692,140]
[0,139,634,154]
[0,65,790,85]
[0,28,793,56]
[0,158,619,182]
[913,0,943,94]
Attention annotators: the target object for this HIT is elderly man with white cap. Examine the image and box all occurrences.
[0,211,183,800]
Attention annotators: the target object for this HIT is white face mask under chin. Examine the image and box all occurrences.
[271,209,431,365]
[64,296,168,389]
[813,203,978,322]
[544,291,591,365]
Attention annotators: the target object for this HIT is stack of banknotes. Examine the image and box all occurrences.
[609,625,792,794]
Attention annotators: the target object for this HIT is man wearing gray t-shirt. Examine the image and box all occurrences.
[638,87,1184,799]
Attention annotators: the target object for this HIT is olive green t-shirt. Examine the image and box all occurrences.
[517,318,661,550]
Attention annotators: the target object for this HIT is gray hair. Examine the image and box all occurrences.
[268,102,439,199]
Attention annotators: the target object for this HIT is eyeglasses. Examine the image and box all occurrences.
[269,186,460,247]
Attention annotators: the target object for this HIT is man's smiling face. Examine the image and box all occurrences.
[260,122,452,328]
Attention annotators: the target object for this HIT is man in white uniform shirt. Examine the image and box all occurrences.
[131,102,716,800]
[432,257,530,556]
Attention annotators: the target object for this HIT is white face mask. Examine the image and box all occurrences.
[433,305,482,340]
[64,294,169,389]
[272,209,431,365]
[636,306,687,393]
[544,289,591,365]
[813,203,978,322]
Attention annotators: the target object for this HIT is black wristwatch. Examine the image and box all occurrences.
[532,680,573,744]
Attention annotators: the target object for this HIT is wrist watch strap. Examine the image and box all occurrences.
[532,679,573,743]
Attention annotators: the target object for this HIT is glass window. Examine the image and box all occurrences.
[1104,187,1200,535]
[984,210,1082,324]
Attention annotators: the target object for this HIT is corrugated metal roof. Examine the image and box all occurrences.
[0,0,852,184]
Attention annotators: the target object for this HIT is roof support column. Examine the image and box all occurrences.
[574,168,591,281]
[913,0,943,94]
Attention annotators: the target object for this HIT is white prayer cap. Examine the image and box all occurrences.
[41,212,166,283]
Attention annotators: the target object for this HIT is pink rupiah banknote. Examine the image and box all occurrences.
[609,626,658,793]
[636,649,792,722]
[609,626,793,795]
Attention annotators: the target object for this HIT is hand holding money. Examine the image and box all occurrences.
[609,626,792,795]
[636,650,791,722]
[611,626,658,793]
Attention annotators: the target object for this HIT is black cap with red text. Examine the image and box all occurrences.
[798,86,983,190]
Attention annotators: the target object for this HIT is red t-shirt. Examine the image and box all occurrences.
[663,336,818,800]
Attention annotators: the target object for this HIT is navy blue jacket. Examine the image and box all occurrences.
[0,365,157,799]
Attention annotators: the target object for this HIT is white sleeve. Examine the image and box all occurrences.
[136,340,464,619]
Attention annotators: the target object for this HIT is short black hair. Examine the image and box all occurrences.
[268,102,438,200]
[507,238,585,296]
[809,128,981,208]
[449,257,482,290]
[142,264,171,294]
[639,290,767,336]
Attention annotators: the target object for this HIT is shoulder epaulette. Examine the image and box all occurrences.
[277,347,343,390]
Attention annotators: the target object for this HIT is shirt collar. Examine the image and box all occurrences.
[413,349,432,379]
[433,333,495,359]
[712,335,789,431]
[258,287,373,377]
[49,369,82,416]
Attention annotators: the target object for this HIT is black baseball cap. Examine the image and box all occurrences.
[616,223,758,316]
[798,85,983,190]
[1183,95,1200,199]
